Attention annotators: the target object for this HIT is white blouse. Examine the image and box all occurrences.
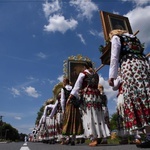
[49,101,58,118]
[71,69,91,98]
[109,33,135,79]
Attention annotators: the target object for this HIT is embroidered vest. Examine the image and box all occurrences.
[63,87,72,100]
[82,71,99,89]
[119,35,145,63]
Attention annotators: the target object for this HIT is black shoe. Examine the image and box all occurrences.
[97,138,102,144]
[64,139,71,145]
[119,139,128,145]
[71,141,75,146]
[80,138,85,144]
[76,139,80,144]
[101,140,108,144]
[136,140,150,148]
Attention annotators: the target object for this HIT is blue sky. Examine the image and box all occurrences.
[0,0,150,134]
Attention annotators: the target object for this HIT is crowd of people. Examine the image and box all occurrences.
[35,62,111,146]
[34,29,150,148]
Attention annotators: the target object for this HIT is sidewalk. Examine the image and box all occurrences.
[0,141,10,144]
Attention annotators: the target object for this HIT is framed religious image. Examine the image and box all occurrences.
[100,11,133,41]
[68,60,87,86]
[63,55,92,86]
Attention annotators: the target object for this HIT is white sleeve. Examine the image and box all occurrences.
[43,104,55,116]
[70,72,85,98]
[49,101,58,118]
[113,76,121,91]
[60,88,65,113]
[109,35,121,79]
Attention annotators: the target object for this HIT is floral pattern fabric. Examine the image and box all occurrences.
[81,72,110,138]
[120,35,150,131]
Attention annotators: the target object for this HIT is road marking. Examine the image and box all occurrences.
[20,143,30,150]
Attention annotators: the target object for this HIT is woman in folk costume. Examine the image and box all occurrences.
[113,69,129,144]
[49,92,63,143]
[108,29,150,148]
[98,84,110,144]
[37,99,55,131]
[67,62,110,147]
[113,68,124,117]
[37,99,55,141]
[114,70,142,145]
[61,78,84,145]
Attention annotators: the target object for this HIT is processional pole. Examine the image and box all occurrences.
[95,64,105,73]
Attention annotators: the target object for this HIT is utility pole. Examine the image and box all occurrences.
[0,115,3,125]
[0,115,3,139]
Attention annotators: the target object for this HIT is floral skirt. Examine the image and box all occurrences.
[121,57,150,131]
[62,103,84,135]
[81,95,110,138]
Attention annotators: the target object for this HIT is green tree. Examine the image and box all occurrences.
[0,122,20,141]
[109,112,118,131]
[19,133,28,141]
[35,106,44,125]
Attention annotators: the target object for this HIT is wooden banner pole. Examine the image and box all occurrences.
[95,64,105,72]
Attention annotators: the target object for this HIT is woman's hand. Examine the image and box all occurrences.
[66,95,72,104]
[66,98,70,105]
[108,78,114,87]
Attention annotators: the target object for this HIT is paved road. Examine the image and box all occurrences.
[0,141,144,150]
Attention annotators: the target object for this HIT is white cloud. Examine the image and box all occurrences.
[37,52,47,59]
[112,11,119,15]
[121,0,150,6]
[11,87,20,97]
[57,75,63,82]
[69,0,98,20]
[15,116,22,120]
[0,111,34,134]
[32,34,36,38]
[48,79,55,84]
[43,0,61,18]
[89,29,102,38]
[76,33,86,45]
[24,86,40,98]
[125,6,150,48]
[44,14,78,33]
[0,111,22,118]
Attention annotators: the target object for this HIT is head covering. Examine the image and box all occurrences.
[84,61,93,69]
[109,29,128,40]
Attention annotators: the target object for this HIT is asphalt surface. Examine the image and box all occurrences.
[0,141,146,150]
